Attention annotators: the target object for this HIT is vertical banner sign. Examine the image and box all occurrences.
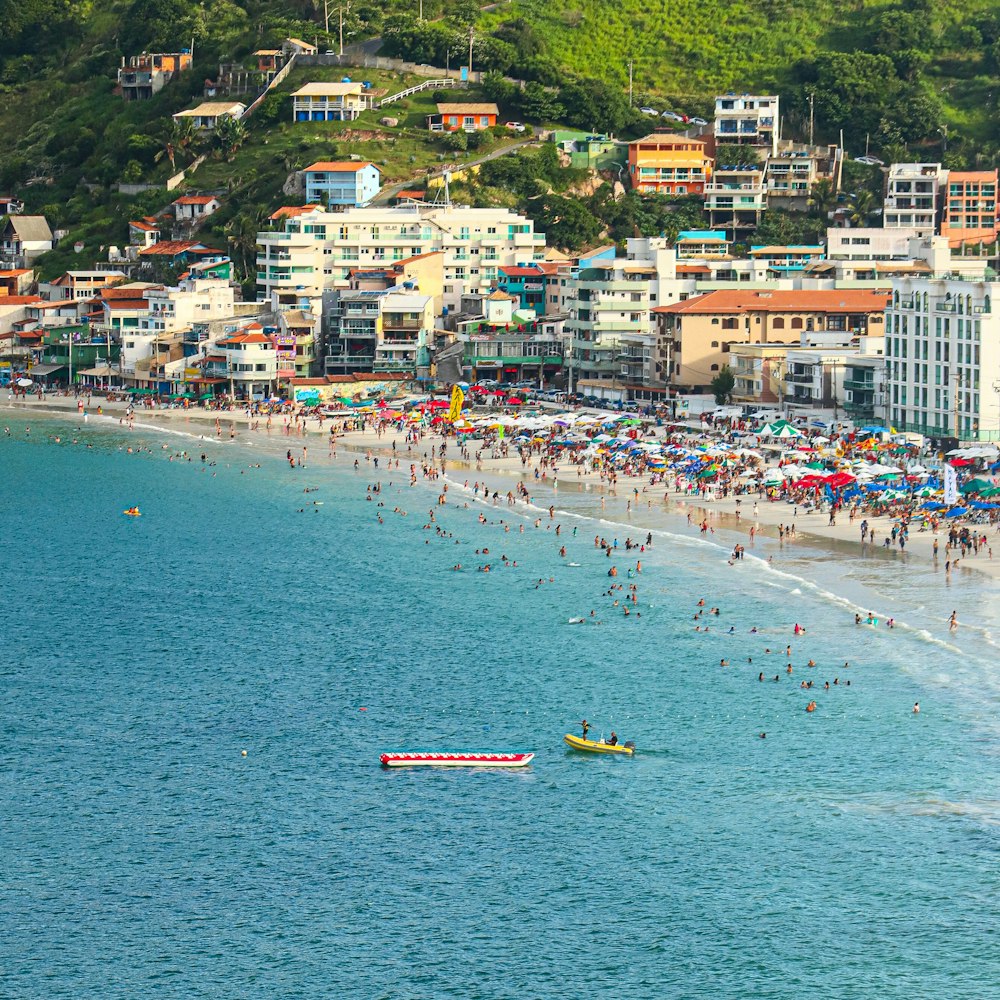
[943,463,958,505]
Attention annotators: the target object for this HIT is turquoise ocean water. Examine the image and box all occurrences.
[2,417,999,999]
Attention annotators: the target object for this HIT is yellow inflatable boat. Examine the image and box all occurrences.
[563,733,635,755]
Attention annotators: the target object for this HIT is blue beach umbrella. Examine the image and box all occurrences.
[944,507,968,517]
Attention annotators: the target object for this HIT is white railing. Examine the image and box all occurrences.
[379,78,468,107]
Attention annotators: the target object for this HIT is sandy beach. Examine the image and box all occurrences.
[7,391,1000,585]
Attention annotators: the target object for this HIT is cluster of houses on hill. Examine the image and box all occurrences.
[6,68,1000,439]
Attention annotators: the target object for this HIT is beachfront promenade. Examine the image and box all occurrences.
[6,391,999,582]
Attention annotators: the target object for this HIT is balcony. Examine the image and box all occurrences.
[382,318,423,330]
[843,377,875,392]
[784,370,814,385]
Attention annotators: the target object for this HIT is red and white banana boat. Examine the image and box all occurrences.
[379,750,534,768]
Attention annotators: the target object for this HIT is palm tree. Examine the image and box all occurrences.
[847,189,876,227]
[225,209,266,285]
[155,118,199,171]
[808,177,838,219]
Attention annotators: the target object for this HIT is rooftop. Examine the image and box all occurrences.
[292,82,364,97]
[304,161,379,174]
[652,289,891,315]
[435,103,499,115]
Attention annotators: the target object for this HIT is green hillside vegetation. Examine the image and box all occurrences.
[474,0,1000,158]
[2,0,1000,283]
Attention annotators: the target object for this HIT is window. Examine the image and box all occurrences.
[773,318,785,329]
[710,364,719,371]
[711,341,719,348]
[791,317,803,330]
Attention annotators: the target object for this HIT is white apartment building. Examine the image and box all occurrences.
[827,227,932,261]
[139,279,237,334]
[565,239,683,388]
[257,204,546,314]
[322,286,435,377]
[883,163,945,230]
[886,275,1000,441]
[705,164,767,234]
[714,94,779,155]
[117,279,237,375]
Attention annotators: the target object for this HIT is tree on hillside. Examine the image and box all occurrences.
[847,189,876,227]
[531,194,603,251]
[225,209,265,284]
[808,177,838,219]
[808,51,902,143]
[214,115,247,159]
[518,82,563,123]
[710,365,735,405]
[559,78,633,135]
[714,144,760,168]
[750,209,823,247]
[155,118,199,171]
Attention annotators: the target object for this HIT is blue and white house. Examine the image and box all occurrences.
[303,161,381,208]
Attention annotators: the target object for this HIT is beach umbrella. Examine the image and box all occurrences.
[961,477,993,495]
[826,471,856,488]
[945,507,968,517]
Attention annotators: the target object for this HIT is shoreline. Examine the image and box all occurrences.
[7,393,1000,597]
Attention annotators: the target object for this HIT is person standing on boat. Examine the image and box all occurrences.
[581,719,590,740]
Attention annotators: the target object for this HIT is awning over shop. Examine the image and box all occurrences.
[26,364,67,377]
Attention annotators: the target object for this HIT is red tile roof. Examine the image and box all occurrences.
[0,295,43,305]
[269,205,323,220]
[129,220,160,231]
[652,289,890,315]
[139,241,211,257]
[173,196,219,206]
[218,332,271,345]
[500,266,543,277]
[106,299,149,310]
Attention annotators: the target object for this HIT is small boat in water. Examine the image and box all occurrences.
[380,751,534,768]
[563,733,635,755]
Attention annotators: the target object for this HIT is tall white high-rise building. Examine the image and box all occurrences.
[885,275,1000,441]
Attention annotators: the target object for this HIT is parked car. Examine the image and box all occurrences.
[661,110,686,122]
[688,116,708,126]
[504,121,526,132]
[854,155,885,166]
[639,106,659,116]
[475,378,499,388]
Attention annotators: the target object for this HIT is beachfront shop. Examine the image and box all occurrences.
[23,363,67,388]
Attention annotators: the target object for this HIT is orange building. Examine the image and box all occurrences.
[627,134,712,196]
[940,170,999,248]
[427,103,499,132]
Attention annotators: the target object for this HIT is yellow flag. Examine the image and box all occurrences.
[447,384,464,421]
[890,426,897,434]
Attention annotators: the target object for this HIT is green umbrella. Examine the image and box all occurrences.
[961,477,992,495]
